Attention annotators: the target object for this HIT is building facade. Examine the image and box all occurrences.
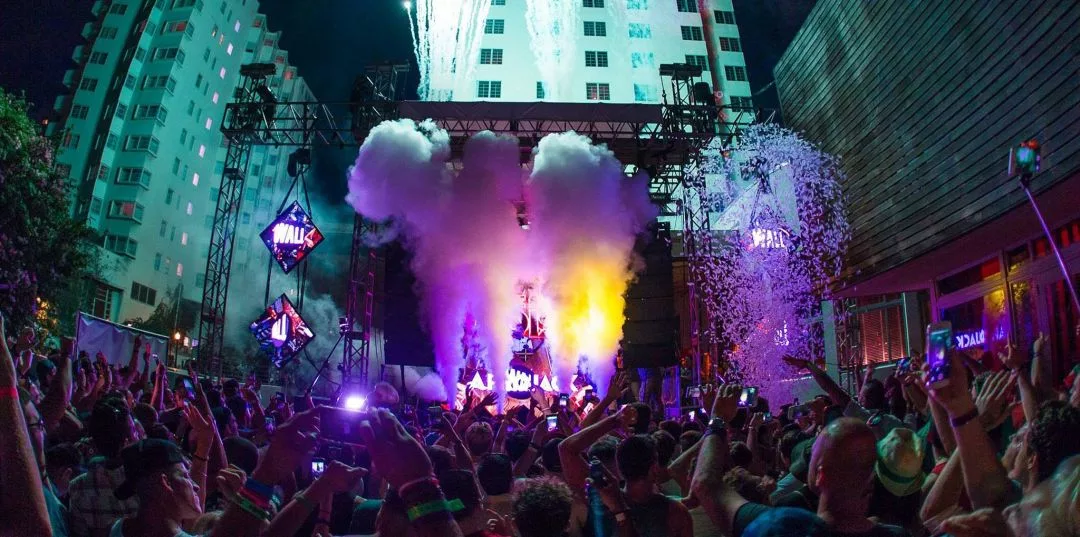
[50,0,313,328]
[775,1,1080,382]
[424,0,753,110]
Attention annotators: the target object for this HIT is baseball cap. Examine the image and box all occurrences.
[114,439,187,500]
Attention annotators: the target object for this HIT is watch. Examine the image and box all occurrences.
[705,417,727,436]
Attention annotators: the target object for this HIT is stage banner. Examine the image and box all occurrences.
[75,312,169,366]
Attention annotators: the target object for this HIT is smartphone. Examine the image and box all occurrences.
[764,412,773,423]
[688,385,701,398]
[688,409,697,421]
[895,357,912,374]
[311,458,326,479]
[546,414,558,432]
[181,378,196,400]
[589,459,608,488]
[558,393,569,409]
[319,406,369,444]
[738,387,759,408]
[427,405,444,423]
[788,404,809,421]
[926,321,953,388]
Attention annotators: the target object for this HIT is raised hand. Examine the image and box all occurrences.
[315,460,367,493]
[478,391,498,409]
[975,371,1015,431]
[926,351,977,418]
[253,407,320,485]
[183,401,216,449]
[358,408,433,489]
[710,384,741,422]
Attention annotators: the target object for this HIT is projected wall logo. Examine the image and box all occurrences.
[249,294,315,368]
[260,201,324,274]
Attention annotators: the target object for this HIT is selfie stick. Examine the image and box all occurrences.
[1018,174,1080,316]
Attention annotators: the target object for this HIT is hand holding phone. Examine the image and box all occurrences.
[311,458,326,479]
[738,387,759,408]
[926,322,953,388]
[546,414,558,432]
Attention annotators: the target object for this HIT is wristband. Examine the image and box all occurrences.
[0,386,19,400]
[406,498,464,521]
[950,408,980,428]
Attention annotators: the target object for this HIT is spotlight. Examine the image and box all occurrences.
[402,0,411,10]
[343,394,366,411]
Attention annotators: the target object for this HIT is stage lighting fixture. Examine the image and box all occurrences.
[249,294,315,368]
[402,0,412,10]
[338,316,350,335]
[287,148,311,178]
[1009,139,1041,177]
[343,394,366,411]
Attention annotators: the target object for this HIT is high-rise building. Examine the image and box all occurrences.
[775,1,1080,378]
[49,0,313,326]
[419,0,752,109]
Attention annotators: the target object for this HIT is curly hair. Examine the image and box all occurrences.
[1030,401,1080,483]
[512,477,573,537]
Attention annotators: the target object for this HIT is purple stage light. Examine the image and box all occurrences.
[259,201,325,274]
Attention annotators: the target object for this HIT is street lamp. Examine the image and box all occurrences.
[174,331,182,341]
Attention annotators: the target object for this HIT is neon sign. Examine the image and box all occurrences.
[954,330,985,350]
[259,201,324,274]
[750,227,790,249]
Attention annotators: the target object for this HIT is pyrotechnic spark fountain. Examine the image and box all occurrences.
[347,122,653,404]
[525,0,580,101]
[413,0,491,100]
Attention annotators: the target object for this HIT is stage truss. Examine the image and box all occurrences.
[198,61,764,390]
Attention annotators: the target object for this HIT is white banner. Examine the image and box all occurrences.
[75,312,170,367]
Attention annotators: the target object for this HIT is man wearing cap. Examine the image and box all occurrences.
[869,428,927,533]
[109,438,203,537]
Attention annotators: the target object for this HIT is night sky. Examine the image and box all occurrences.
[1,0,814,141]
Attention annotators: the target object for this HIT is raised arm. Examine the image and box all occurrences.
[919,450,966,530]
[559,407,632,492]
[926,352,1013,510]
[581,372,627,430]
[783,355,851,408]
[38,339,73,429]
[690,385,745,535]
[0,317,52,537]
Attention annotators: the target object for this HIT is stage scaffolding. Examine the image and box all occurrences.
[199,61,758,391]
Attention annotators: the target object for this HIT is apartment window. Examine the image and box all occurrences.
[152,47,180,61]
[174,0,196,7]
[124,74,136,89]
[103,234,138,258]
[63,133,80,149]
[631,51,655,69]
[633,84,658,102]
[154,253,162,271]
[192,172,199,186]
[89,51,108,64]
[100,27,118,39]
[90,197,103,215]
[109,3,128,15]
[627,0,648,9]
[585,50,609,67]
[714,10,735,24]
[106,133,118,149]
[205,117,212,129]
[685,54,708,70]
[180,128,188,144]
[629,23,651,39]
[181,232,188,245]
[116,167,151,187]
[730,96,754,110]
[108,200,145,221]
[198,144,206,157]
[163,20,188,34]
[718,37,741,52]
[477,80,502,98]
[491,0,505,4]
[583,0,604,7]
[131,282,156,305]
[70,104,90,119]
[219,67,226,79]
[142,75,172,89]
[676,0,694,12]
[479,48,503,65]
[160,219,168,236]
[114,104,127,120]
[124,135,159,153]
[132,104,164,120]
[212,91,219,104]
[724,65,747,81]
[536,81,546,99]
[79,77,99,91]
[586,82,611,101]
[172,158,181,175]
[227,43,234,55]
[186,202,193,215]
[583,21,607,37]
[484,19,505,34]
[681,26,703,41]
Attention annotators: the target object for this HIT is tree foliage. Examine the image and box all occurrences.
[0,88,95,332]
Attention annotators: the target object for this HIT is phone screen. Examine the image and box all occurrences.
[559,394,569,408]
[896,357,912,373]
[311,458,326,479]
[926,322,953,386]
[738,387,758,408]
[688,410,696,421]
[546,414,558,432]
[688,386,701,398]
[182,378,195,400]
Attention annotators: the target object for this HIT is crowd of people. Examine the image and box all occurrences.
[2,312,1080,537]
